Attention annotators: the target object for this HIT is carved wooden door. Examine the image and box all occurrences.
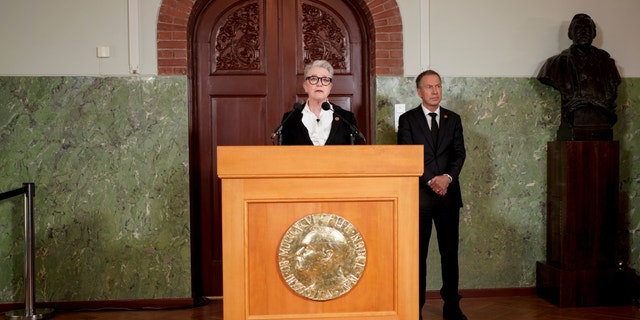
[191,0,371,296]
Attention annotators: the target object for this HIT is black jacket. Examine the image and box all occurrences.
[397,105,466,209]
[280,104,364,145]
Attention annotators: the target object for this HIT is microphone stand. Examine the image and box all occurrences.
[271,103,302,145]
[321,102,366,145]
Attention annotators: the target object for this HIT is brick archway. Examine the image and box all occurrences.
[156,0,403,76]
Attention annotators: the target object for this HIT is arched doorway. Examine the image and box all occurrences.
[155,0,404,299]
[189,0,372,297]
[157,0,403,76]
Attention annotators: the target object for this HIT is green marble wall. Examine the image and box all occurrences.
[377,77,640,290]
[0,76,191,302]
[0,75,638,302]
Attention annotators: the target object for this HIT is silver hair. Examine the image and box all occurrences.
[304,60,334,78]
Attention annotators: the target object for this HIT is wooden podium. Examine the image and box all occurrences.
[217,145,423,320]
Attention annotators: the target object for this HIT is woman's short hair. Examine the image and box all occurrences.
[304,60,334,78]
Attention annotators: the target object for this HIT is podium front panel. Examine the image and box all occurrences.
[218,146,422,320]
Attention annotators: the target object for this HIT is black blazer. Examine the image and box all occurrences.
[280,104,364,145]
[397,105,466,209]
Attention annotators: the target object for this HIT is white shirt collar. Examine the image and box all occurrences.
[302,104,332,145]
[421,104,440,116]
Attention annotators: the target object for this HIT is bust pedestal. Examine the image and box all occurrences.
[557,107,615,141]
[536,141,626,307]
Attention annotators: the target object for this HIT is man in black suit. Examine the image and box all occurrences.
[397,70,467,320]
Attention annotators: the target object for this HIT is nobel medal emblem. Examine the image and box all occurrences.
[278,213,367,301]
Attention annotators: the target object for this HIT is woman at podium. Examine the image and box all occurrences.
[278,60,364,145]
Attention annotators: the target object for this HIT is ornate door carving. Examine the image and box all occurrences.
[190,0,371,296]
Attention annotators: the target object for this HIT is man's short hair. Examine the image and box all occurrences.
[415,70,441,88]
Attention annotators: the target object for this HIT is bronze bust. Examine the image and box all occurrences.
[537,13,621,140]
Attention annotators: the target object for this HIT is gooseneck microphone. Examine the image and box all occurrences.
[271,102,304,145]
[321,102,366,144]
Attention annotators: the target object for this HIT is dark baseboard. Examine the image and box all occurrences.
[1,289,536,312]
[426,287,536,300]
[0,297,203,313]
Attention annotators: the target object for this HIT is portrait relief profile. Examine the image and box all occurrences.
[277,213,367,301]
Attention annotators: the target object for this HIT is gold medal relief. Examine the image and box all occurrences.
[278,213,367,301]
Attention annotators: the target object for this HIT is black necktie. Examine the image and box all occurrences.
[429,112,438,142]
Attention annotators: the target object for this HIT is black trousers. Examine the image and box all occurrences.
[418,188,461,311]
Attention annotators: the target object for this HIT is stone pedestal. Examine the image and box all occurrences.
[536,141,625,307]
[557,107,615,141]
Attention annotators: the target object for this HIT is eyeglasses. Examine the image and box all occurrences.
[305,76,333,86]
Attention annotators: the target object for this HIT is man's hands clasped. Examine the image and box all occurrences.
[429,175,450,196]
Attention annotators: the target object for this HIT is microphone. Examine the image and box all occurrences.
[322,102,366,144]
[271,102,304,145]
